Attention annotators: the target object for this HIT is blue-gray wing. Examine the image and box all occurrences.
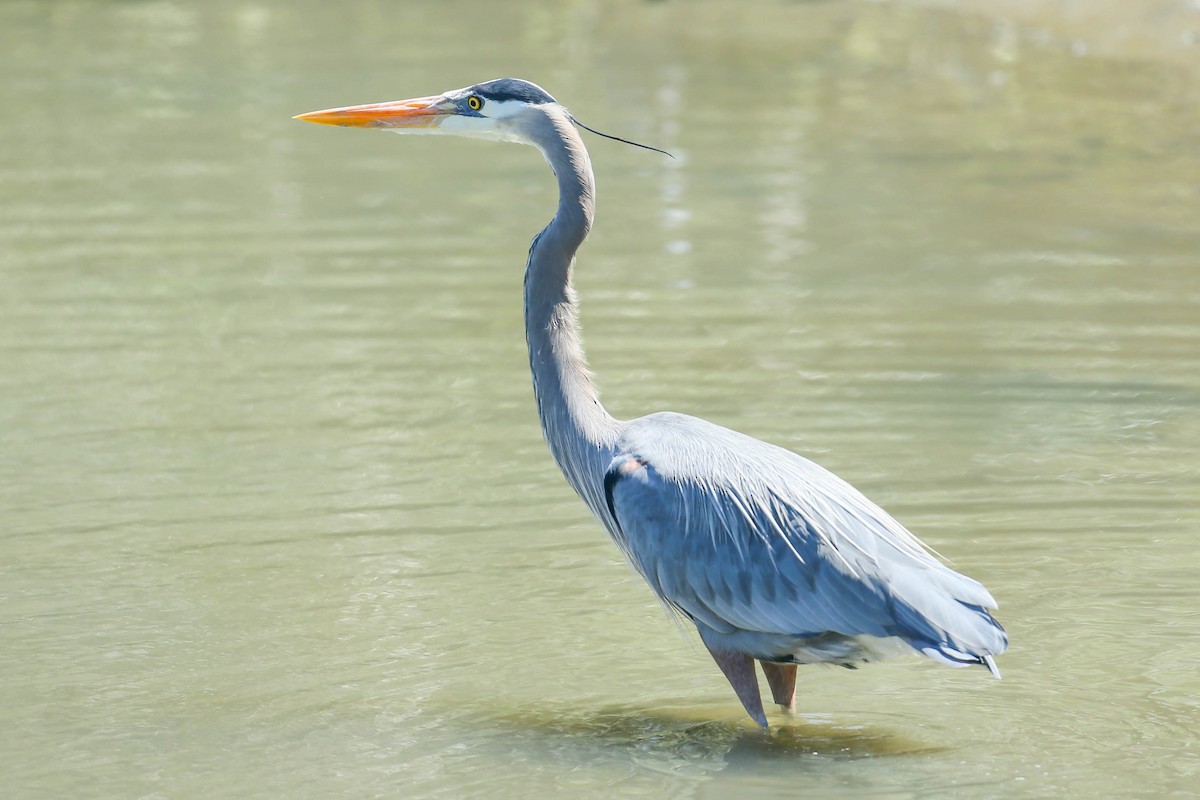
[603,412,1007,665]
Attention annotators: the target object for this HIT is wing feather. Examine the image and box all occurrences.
[605,412,1007,662]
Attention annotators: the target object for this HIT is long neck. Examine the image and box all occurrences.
[523,109,621,507]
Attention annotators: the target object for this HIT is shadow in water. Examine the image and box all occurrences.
[484,701,942,767]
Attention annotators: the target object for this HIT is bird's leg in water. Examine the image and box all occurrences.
[704,644,767,728]
[759,661,797,713]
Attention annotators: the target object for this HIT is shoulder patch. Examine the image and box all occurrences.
[603,455,647,522]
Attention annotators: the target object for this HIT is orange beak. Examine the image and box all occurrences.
[293,95,451,129]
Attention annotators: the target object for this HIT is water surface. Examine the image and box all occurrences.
[2,1,1199,797]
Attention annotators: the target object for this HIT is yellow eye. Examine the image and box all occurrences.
[467,95,483,111]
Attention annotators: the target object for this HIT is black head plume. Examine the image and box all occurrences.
[570,117,675,159]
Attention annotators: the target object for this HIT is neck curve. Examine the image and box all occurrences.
[523,107,622,511]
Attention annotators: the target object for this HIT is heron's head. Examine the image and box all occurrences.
[295,78,671,160]
[294,78,560,146]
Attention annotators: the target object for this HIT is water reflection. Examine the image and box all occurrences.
[480,702,941,791]
[498,703,930,751]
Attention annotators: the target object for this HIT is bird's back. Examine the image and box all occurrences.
[602,412,1007,670]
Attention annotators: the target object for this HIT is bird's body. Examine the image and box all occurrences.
[297,78,1007,728]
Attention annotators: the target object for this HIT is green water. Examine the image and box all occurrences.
[2,1,1198,797]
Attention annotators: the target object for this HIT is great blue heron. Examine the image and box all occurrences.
[295,78,1007,729]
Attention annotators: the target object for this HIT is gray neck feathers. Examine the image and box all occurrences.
[522,107,622,514]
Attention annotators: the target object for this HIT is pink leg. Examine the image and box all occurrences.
[704,643,767,729]
[759,661,797,713]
